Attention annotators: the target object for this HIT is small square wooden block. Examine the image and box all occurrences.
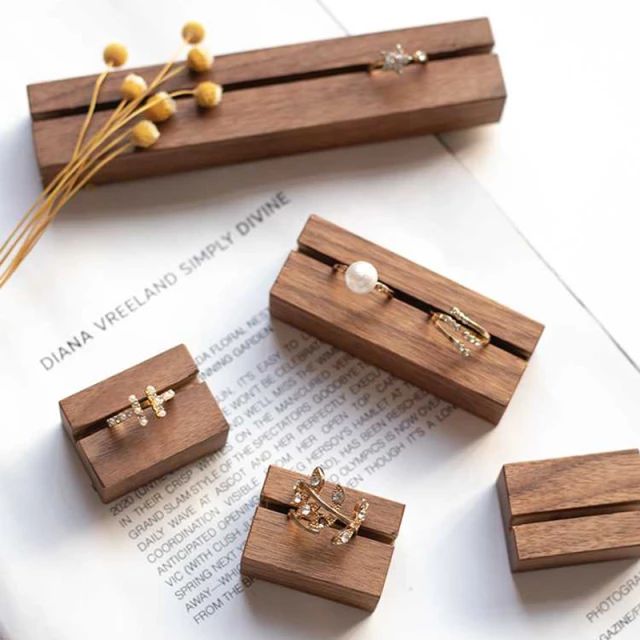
[60,344,229,502]
[241,465,405,611]
[497,449,640,571]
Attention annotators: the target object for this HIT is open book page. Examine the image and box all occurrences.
[1,136,638,639]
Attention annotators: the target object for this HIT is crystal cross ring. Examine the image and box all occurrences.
[107,384,176,428]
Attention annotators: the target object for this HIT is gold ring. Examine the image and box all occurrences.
[288,467,369,546]
[107,384,176,427]
[333,261,393,298]
[369,44,428,74]
[431,307,490,357]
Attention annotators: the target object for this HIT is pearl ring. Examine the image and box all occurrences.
[333,261,393,298]
[107,384,176,428]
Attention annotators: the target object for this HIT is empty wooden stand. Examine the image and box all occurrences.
[60,344,228,502]
[270,215,544,424]
[241,466,404,611]
[497,449,640,571]
[28,18,505,185]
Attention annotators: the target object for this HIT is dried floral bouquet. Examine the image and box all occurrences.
[0,21,222,287]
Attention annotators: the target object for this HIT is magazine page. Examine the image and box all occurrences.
[1,137,638,640]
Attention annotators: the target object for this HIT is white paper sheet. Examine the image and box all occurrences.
[1,136,639,640]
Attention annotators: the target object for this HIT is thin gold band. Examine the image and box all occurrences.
[431,307,491,357]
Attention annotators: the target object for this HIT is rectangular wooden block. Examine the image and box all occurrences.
[270,215,543,424]
[60,344,228,502]
[241,466,404,611]
[28,18,505,185]
[497,449,640,571]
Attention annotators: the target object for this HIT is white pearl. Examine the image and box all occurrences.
[345,261,378,294]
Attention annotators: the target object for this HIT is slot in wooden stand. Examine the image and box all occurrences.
[60,344,228,502]
[270,215,544,424]
[241,466,404,611]
[28,18,505,185]
[497,449,640,571]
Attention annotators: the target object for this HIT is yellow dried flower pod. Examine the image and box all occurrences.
[182,21,205,44]
[103,42,128,67]
[144,91,176,123]
[194,82,223,109]
[187,46,213,72]
[120,73,148,100]
[131,120,160,148]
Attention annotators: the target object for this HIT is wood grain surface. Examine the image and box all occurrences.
[270,217,542,424]
[28,19,495,118]
[28,20,506,184]
[497,449,640,571]
[241,465,404,610]
[60,344,197,439]
[298,215,543,357]
[60,344,229,502]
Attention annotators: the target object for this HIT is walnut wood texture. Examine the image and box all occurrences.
[497,450,640,571]
[241,465,404,611]
[28,19,494,118]
[28,19,505,185]
[60,344,197,439]
[270,216,543,424]
[299,215,541,357]
[60,345,228,502]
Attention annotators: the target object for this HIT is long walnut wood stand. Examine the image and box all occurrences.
[29,18,505,185]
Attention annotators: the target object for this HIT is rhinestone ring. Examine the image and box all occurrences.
[370,43,428,74]
[288,467,369,546]
[431,307,491,357]
[107,384,176,428]
[333,261,393,298]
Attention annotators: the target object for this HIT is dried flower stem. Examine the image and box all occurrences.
[0,142,133,287]
[0,126,132,274]
[71,68,110,159]
[167,89,195,98]
[0,85,156,274]
[62,64,185,174]
[0,96,129,267]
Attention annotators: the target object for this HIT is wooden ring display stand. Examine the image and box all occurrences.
[241,466,404,611]
[270,215,544,424]
[28,18,505,185]
[497,449,640,571]
[59,344,229,502]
